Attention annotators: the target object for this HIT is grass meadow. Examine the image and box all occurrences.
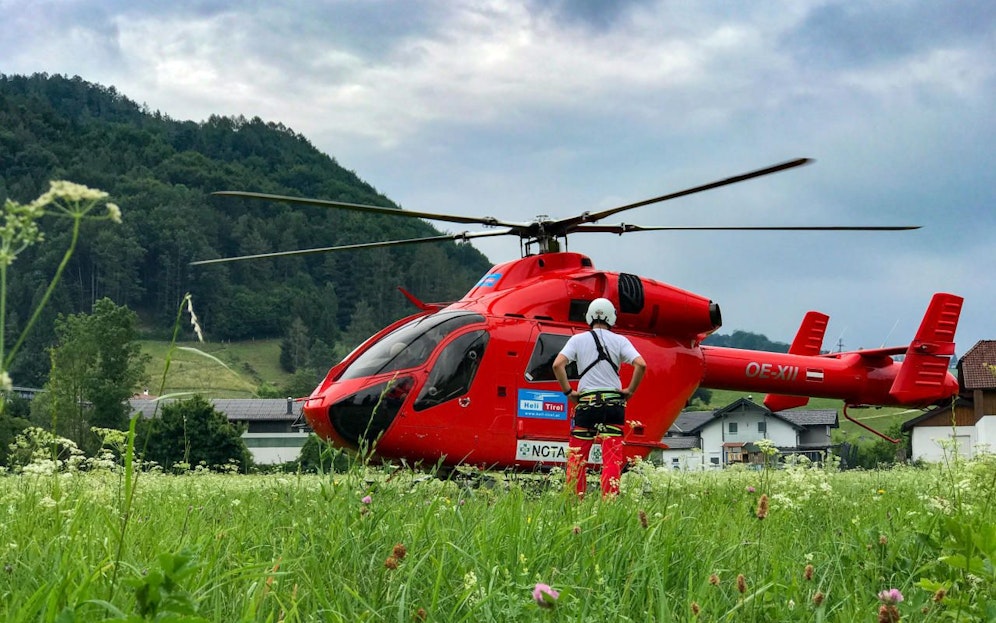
[2,450,994,622]
[139,339,293,398]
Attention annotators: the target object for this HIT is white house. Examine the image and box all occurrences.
[901,340,996,461]
[654,397,838,469]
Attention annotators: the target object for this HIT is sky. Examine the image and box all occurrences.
[2,0,994,354]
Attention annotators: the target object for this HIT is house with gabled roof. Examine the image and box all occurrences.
[129,397,310,465]
[901,340,996,461]
[652,397,839,470]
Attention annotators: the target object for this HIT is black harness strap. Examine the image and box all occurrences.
[578,330,618,380]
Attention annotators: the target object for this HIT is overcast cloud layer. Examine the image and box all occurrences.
[2,0,994,354]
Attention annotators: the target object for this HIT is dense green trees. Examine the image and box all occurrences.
[137,396,252,471]
[702,330,790,352]
[30,298,149,453]
[0,73,493,385]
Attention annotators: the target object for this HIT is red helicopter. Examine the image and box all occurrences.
[196,158,963,469]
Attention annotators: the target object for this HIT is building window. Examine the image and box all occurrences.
[757,421,766,434]
[728,422,738,434]
[710,457,720,465]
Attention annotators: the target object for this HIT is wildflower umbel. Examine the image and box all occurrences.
[532,583,560,608]
[0,181,122,392]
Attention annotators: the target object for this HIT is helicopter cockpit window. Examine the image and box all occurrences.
[414,330,489,411]
[339,311,485,381]
[525,333,578,382]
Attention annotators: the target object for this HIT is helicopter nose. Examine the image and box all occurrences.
[327,376,415,448]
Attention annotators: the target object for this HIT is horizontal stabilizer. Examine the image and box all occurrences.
[764,311,829,411]
[889,293,963,404]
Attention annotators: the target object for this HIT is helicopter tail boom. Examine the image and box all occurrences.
[700,293,963,408]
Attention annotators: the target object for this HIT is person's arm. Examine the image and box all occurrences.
[552,353,576,401]
[621,355,647,400]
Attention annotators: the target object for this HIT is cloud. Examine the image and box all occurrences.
[2,0,993,352]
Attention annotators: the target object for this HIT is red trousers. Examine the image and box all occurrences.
[566,434,624,497]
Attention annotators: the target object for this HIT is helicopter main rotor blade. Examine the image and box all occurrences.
[560,158,813,232]
[191,230,512,266]
[213,191,528,229]
[572,223,921,234]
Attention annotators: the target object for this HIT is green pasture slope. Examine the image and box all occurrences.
[139,339,294,398]
[1,458,992,620]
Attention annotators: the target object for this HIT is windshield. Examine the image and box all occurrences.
[339,311,485,380]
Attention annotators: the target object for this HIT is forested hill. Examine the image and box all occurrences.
[0,73,493,385]
[702,330,790,352]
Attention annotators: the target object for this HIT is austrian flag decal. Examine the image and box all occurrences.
[806,368,825,382]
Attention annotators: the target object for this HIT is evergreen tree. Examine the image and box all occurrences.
[341,300,381,354]
[280,317,310,373]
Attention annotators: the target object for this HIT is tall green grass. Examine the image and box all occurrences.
[1,455,992,621]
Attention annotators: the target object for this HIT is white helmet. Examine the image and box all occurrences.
[585,298,617,327]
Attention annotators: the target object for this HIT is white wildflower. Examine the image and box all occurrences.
[106,202,122,224]
[38,180,108,205]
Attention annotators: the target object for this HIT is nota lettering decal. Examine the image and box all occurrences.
[515,440,602,464]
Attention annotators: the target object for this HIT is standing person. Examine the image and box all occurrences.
[552,298,647,497]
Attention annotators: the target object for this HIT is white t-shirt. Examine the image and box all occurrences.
[558,328,642,393]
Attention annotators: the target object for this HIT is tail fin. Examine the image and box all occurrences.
[888,293,963,405]
[764,311,829,412]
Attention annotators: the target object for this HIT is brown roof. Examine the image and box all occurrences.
[959,340,996,389]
